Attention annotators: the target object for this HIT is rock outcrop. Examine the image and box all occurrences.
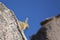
[0,2,27,40]
[31,15,60,40]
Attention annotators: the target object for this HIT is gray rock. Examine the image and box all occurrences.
[0,2,25,40]
[31,15,60,40]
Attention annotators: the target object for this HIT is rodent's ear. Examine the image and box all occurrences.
[25,17,28,23]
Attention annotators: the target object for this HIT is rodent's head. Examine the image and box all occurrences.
[23,23,29,29]
[19,22,29,31]
[18,17,29,31]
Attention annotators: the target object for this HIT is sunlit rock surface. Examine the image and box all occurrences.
[0,2,25,40]
[31,15,60,40]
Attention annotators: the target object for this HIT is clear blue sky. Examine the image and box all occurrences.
[0,0,60,40]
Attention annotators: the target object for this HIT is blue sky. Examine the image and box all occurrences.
[0,0,60,40]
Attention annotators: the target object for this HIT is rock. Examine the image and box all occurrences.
[0,2,26,40]
[31,15,60,40]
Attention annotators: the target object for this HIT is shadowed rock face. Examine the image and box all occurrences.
[0,2,26,40]
[31,15,60,40]
[31,27,48,40]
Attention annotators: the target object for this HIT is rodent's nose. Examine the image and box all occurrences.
[26,27,28,29]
